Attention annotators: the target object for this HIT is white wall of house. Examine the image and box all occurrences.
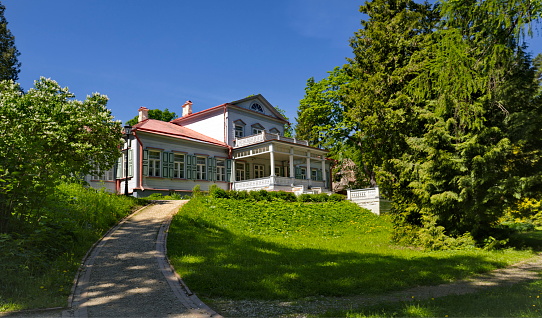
[179,108,227,144]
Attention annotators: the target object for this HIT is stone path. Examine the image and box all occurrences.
[66,200,221,318]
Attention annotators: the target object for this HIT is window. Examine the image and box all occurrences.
[236,162,246,181]
[251,123,265,135]
[196,157,207,180]
[269,128,281,136]
[254,164,265,179]
[148,150,161,177]
[300,167,307,179]
[234,125,244,138]
[173,154,185,178]
[251,102,264,113]
[92,168,114,181]
[216,159,226,181]
[311,169,318,180]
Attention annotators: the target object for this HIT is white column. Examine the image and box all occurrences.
[321,158,327,186]
[269,143,275,176]
[306,151,311,187]
[289,148,295,178]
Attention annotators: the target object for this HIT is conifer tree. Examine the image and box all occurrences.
[0,1,21,81]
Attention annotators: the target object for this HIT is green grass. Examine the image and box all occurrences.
[325,279,542,317]
[0,182,142,312]
[167,197,534,301]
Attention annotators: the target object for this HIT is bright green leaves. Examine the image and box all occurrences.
[0,77,123,233]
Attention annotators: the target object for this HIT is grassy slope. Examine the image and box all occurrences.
[0,183,141,311]
[167,197,534,301]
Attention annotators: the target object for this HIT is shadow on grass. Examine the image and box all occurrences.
[167,216,508,301]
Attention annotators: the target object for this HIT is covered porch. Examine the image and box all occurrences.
[231,133,330,193]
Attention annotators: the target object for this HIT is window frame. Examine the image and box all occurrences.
[173,153,185,179]
[148,150,161,177]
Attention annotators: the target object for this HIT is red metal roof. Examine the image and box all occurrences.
[132,119,228,148]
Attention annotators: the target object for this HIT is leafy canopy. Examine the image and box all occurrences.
[0,78,123,232]
[0,1,21,81]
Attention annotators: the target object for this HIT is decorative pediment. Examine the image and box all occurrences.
[230,94,288,122]
[233,119,246,126]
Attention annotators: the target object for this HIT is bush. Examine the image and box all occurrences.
[311,193,329,202]
[192,184,202,197]
[297,194,313,202]
[209,185,229,198]
[329,193,345,201]
[268,191,297,202]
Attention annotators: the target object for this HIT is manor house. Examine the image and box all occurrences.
[86,95,330,196]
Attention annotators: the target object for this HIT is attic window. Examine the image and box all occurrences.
[251,103,264,113]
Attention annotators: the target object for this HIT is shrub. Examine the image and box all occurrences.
[311,193,329,202]
[249,189,271,201]
[192,184,202,197]
[269,191,297,202]
[297,193,313,202]
[329,193,345,201]
[209,185,229,198]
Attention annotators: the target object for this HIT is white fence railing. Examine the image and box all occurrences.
[347,187,391,215]
[234,131,309,148]
[232,176,326,191]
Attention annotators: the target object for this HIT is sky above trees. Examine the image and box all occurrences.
[3,0,541,125]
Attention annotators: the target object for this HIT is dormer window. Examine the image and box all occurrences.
[233,119,246,138]
[269,128,281,136]
[250,102,264,113]
[251,123,265,135]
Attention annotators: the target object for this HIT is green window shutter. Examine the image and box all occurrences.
[142,149,149,177]
[162,152,170,178]
[245,162,250,180]
[186,155,192,180]
[116,156,123,178]
[226,159,232,182]
[295,166,301,179]
[317,169,322,181]
[168,152,174,179]
[128,149,134,178]
[207,157,216,181]
[192,156,197,180]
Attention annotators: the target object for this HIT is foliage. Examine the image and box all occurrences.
[125,108,178,126]
[0,183,140,311]
[296,0,542,245]
[168,196,532,301]
[273,105,293,138]
[0,2,21,81]
[0,78,123,233]
[191,184,202,197]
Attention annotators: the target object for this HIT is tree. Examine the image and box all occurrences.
[393,0,542,241]
[297,0,542,245]
[0,78,123,233]
[125,108,178,126]
[0,1,21,81]
[273,105,293,138]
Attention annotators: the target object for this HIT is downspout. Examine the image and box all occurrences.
[133,130,145,192]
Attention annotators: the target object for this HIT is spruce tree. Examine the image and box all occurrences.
[0,1,21,81]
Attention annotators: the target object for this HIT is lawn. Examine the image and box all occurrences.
[167,196,535,301]
[329,279,542,317]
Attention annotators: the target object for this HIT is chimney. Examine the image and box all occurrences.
[138,107,149,122]
[182,100,193,117]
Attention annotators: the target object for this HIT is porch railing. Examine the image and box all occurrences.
[232,176,326,191]
[234,131,309,148]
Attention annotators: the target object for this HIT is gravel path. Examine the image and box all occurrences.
[66,200,221,318]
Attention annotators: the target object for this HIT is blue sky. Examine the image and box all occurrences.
[3,0,542,125]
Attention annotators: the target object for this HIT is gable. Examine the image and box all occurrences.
[230,94,288,123]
